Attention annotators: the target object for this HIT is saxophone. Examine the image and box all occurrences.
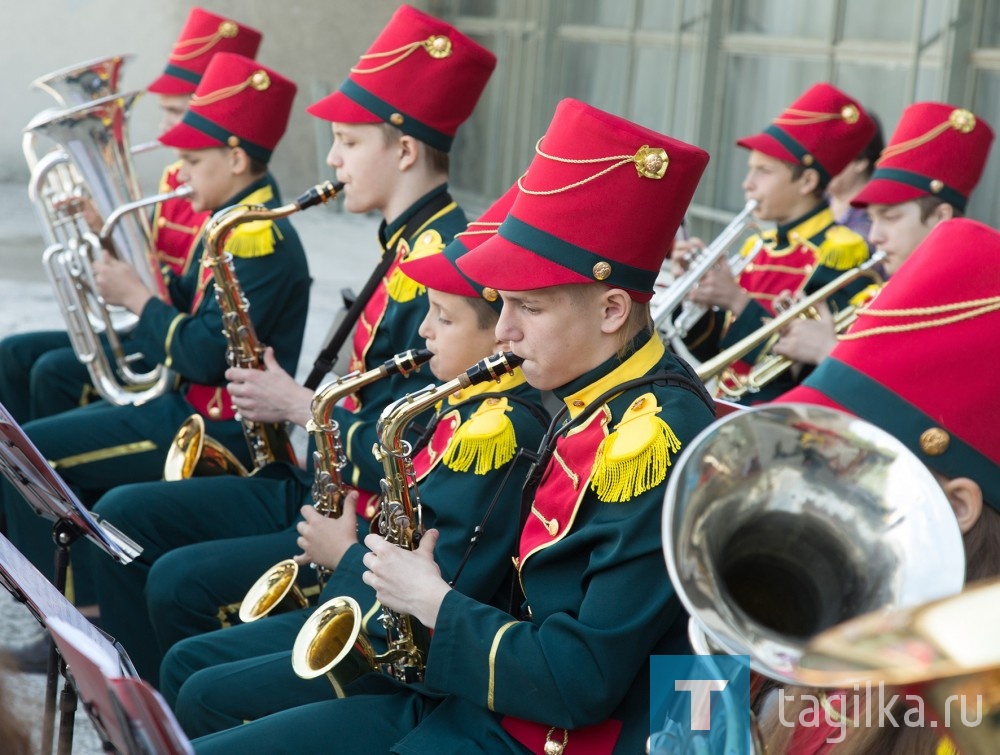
[163,181,343,480]
[291,351,524,693]
[236,348,433,625]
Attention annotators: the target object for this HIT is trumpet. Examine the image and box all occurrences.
[237,348,433,624]
[652,200,763,340]
[661,403,966,687]
[697,252,885,389]
[727,302,866,399]
[291,352,524,693]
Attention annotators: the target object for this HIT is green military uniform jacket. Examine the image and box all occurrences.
[332,184,467,504]
[391,333,715,755]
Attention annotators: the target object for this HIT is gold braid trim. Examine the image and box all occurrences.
[839,296,1000,340]
[350,35,452,75]
[171,22,240,62]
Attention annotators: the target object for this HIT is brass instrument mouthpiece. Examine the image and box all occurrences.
[295,180,346,211]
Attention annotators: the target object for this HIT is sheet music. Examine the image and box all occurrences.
[0,402,141,563]
[0,533,133,677]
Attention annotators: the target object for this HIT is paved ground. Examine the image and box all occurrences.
[0,181,381,753]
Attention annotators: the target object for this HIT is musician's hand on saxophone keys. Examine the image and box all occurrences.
[361,530,451,631]
[226,346,314,426]
[293,494,360,573]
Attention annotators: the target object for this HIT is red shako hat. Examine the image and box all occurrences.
[158,52,296,164]
[457,98,709,303]
[736,82,876,186]
[148,7,262,96]
[305,4,496,153]
[851,102,993,211]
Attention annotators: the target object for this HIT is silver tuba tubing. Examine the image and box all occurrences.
[661,403,966,686]
[27,90,180,405]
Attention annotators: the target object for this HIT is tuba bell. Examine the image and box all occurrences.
[662,403,966,686]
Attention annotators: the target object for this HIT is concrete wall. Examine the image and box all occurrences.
[4,0,415,194]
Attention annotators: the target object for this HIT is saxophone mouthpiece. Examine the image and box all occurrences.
[295,181,345,211]
[462,351,523,387]
[383,348,434,376]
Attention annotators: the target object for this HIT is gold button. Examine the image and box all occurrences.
[365,503,377,519]
[744,263,755,273]
[208,406,221,419]
[572,399,585,407]
[929,179,944,194]
[920,427,950,456]
[390,112,405,126]
[840,104,859,124]
[802,154,814,166]
[545,518,559,536]
[426,35,453,58]
[157,217,167,228]
[227,135,240,148]
[592,261,612,281]
[949,108,976,133]
[482,287,499,302]
[219,21,238,38]
[249,71,270,91]
[630,397,646,411]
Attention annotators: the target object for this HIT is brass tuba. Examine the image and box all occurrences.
[291,352,524,693]
[798,578,1000,754]
[661,403,966,686]
[237,348,433,624]
[164,181,344,481]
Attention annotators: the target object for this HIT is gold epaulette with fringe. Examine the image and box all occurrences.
[386,236,425,302]
[225,218,282,258]
[590,392,681,503]
[815,225,869,271]
[443,397,517,475]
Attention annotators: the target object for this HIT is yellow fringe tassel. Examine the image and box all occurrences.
[443,398,516,475]
[386,267,426,303]
[225,219,279,258]
[815,226,870,271]
[590,393,682,503]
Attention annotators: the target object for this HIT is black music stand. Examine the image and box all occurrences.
[47,617,193,755]
[0,402,141,754]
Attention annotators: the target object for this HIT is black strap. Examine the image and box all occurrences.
[303,190,455,390]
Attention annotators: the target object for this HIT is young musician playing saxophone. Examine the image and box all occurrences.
[78,7,496,687]
[190,98,717,755]
[163,187,550,737]
[1,53,308,670]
